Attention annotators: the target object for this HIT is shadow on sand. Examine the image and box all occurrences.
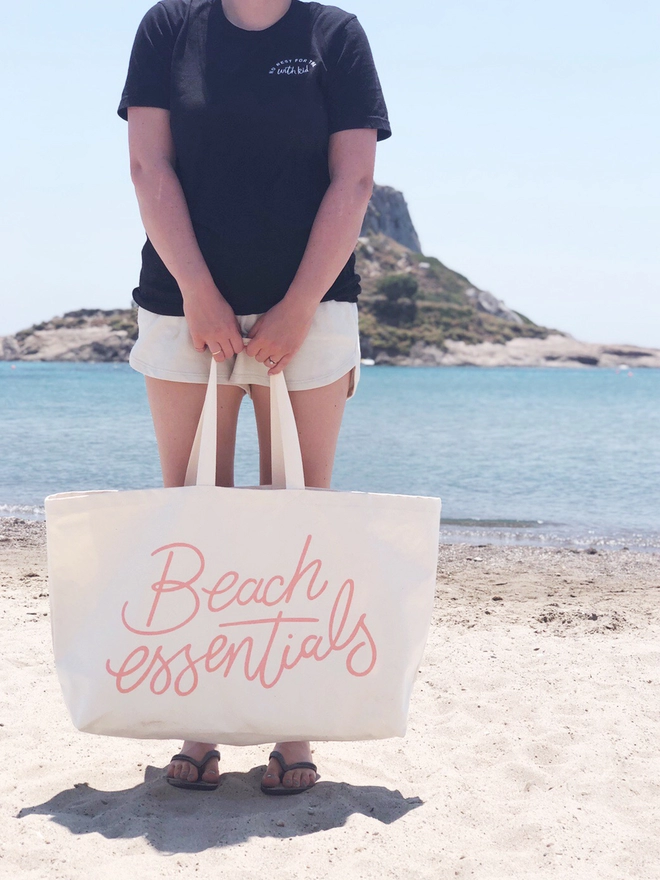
[18,764,422,852]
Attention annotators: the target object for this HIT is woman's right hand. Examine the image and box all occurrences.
[182,283,244,361]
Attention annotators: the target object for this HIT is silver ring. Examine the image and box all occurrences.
[266,357,277,366]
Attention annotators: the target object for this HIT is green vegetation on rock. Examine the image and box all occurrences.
[355,234,552,360]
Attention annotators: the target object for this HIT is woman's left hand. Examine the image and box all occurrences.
[244,298,316,375]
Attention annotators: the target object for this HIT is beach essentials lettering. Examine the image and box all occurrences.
[106,535,377,695]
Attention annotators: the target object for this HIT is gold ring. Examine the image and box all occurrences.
[210,349,222,356]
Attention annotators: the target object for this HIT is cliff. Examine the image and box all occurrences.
[360,185,422,252]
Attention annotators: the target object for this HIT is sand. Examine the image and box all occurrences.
[1,517,658,879]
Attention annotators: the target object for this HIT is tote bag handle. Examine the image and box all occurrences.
[184,357,306,490]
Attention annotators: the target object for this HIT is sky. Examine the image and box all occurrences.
[2,0,658,346]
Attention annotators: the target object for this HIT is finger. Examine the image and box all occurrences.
[245,333,265,358]
[191,334,206,353]
[221,335,240,357]
[227,322,244,356]
[246,340,267,361]
[247,316,264,339]
[268,354,291,375]
[228,334,244,356]
[209,344,227,362]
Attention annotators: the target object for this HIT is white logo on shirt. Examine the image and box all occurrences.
[269,58,317,75]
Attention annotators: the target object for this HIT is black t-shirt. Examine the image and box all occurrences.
[118,0,391,316]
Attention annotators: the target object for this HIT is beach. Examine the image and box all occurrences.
[1,517,658,879]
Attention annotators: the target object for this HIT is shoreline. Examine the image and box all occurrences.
[3,511,659,555]
[373,334,660,368]
[3,333,660,368]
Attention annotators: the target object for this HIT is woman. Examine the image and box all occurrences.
[118,0,390,794]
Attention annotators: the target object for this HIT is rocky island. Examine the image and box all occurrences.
[2,185,659,368]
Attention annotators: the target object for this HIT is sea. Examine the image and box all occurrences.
[1,361,659,552]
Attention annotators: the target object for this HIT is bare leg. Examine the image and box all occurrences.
[145,376,245,783]
[145,377,244,488]
[252,371,351,790]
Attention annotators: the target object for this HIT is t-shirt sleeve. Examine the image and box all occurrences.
[324,16,391,142]
[117,1,183,121]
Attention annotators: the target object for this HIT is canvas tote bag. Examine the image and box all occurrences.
[45,361,441,745]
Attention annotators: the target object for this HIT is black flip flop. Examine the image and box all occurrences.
[165,749,221,791]
[260,750,319,796]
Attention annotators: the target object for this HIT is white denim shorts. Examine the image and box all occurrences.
[129,300,361,398]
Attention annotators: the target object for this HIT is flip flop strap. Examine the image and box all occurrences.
[170,749,220,771]
[268,750,318,777]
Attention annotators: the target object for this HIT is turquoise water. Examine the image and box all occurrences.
[1,362,659,550]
